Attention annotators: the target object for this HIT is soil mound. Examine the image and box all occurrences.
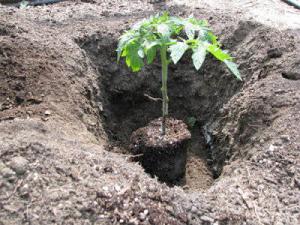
[0,0,299,224]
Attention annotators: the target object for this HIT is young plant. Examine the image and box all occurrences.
[117,13,241,135]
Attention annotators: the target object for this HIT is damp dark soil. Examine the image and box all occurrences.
[0,0,300,225]
[130,117,191,184]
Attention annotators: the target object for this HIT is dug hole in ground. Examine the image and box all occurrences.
[0,0,299,224]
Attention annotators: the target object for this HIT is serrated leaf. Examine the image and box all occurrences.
[169,42,189,64]
[184,22,196,40]
[207,44,232,61]
[125,41,144,72]
[117,32,134,62]
[224,60,242,80]
[143,40,159,64]
[192,45,207,70]
[117,13,241,82]
[146,46,157,64]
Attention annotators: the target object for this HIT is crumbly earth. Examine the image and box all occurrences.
[130,118,191,184]
[0,0,299,225]
[130,118,191,150]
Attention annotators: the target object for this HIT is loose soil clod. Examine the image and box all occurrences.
[130,117,191,184]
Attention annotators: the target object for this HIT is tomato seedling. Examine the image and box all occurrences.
[117,12,241,135]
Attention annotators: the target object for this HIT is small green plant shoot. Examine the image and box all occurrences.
[117,13,241,135]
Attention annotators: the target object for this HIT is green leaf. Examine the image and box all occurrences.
[184,22,196,40]
[144,40,160,64]
[157,24,171,37]
[205,31,219,45]
[117,32,134,62]
[158,12,169,23]
[144,40,160,51]
[169,42,189,64]
[132,18,147,31]
[169,16,185,25]
[138,48,145,58]
[125,41,144,72]
[207,44,232,61]
[165,39,178,46]
[117,13,241,81]
[224,60,242,80]
[146,46,157,64]
[192,45,207,70]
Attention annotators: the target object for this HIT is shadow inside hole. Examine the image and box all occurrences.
[76,33,243,189]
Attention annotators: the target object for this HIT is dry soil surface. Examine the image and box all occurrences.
[0,0,299,225]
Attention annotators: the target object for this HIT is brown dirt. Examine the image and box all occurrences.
[0,0,299,225]
[130,118,191,150]
[130,118,191,184]
[184,126,214,191]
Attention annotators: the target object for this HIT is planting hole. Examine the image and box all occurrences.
[78,33,242,190]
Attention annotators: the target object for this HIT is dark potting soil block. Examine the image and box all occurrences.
[130,117,191,184]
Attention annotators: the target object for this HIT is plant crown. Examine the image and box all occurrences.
[117,12,241,80]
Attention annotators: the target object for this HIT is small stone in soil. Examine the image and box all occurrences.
[267,48,282,58]
[19,183,30,197]
[282,71,300,80]
[9,156,29,175]
[200,215,214,223]
[1,167,16,181]
[44,110,52,116]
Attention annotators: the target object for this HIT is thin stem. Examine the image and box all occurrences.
[160,45,169,136]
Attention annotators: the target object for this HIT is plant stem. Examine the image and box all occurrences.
[160,45,169,136]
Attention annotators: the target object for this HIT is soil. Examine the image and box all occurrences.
[130,117,191,184]
[130,118,191,150]
[0,0,299,225]
[184,126,214,191]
